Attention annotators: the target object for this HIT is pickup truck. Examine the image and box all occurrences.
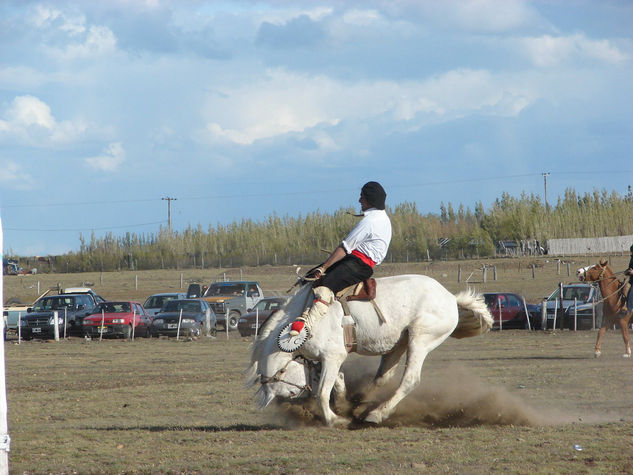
[195,281,264,331]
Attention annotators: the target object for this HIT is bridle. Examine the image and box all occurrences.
[259,355,318,398]
[581,264,628,307]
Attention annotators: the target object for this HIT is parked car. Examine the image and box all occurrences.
[143,292,187,317]
[483,292,539,329]
[237,297,288,337]
[20,293,100,339]
[199,281,264,331]
[151,299,216,338]
[61,287,106,303]
[82,301,152,339]
[537,283,603,330]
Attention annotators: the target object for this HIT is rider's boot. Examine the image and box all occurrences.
[290,286,334,336]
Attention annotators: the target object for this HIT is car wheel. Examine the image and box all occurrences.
[228,311,240,331]
[210,326,217,337]
[122,325,132,340]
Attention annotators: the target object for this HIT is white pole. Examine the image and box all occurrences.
[205,308,211,337]
[522,298,532,331]
[53,310,59,341]
[574,298,577,331]
[0,216,12,472]
[552,299,558,330]
[100,309,105,341]
[255,308,259,338]
[176,309,183,340]
[131,309,136,340]
[64,307,67,339]
[497,297,502,331]
[225,309,229,340]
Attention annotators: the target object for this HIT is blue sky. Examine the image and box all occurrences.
[0,0,632,256]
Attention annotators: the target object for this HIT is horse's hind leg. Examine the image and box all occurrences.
[353,337,407,407]
[617,317,631,357]
[364,331,447,424]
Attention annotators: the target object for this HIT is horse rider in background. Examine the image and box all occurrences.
[625,244,633,314]
[290,181,392,337]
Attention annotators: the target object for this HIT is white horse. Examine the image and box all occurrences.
[246,274,493,427]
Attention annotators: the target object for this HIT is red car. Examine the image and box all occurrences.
[82,301,152,339]
[237,297,288,337]
[483,292,538,330]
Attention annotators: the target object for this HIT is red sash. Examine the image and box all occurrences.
[351,250,376,268]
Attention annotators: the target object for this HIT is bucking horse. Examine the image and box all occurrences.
[246,274,493,427]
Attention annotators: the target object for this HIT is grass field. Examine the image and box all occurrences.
[4,257,633,473]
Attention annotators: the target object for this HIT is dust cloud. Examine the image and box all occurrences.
[271,357,550,429]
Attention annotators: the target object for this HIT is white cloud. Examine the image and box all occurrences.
[521,34,629,67]
[200,68,535,145]
[85,143,126,172]
[0,160,34,191]
[0,95,86,146]
[48,25,118,61]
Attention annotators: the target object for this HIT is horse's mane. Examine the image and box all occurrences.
[245,284,312,386]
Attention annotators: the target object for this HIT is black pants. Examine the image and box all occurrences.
[317,254,373,294]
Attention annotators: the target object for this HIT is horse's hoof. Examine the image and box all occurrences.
[364,411,383,424]
[622,353,631,358]
[594,350,601,358]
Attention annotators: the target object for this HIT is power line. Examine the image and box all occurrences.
[3,220,165,232]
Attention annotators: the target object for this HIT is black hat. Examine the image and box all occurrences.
[361,181,386,210]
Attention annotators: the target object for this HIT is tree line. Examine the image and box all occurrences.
[13,187,633,273]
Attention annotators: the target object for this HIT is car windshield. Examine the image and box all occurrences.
[162,300,201,312]
[484,294,505,306]
[94,302,131,313]
[255,299,283,311]
[145,295,177,308]
[548,287,591,302]
[32,297,75,311]
[204,284,245,297]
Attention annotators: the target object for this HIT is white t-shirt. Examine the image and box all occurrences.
[341,208,392,265]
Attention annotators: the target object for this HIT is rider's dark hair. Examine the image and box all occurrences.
[361,181,386,210]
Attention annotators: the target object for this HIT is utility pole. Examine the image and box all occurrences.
[162,197,177,232]
[542,172,550,211]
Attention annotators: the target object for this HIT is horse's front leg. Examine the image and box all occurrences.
[316,356,349,427]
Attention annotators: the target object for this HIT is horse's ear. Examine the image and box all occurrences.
[599,259,608,266]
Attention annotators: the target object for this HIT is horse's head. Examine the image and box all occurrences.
[254,354,311,408]
[246,285,314,408]
[577,260,608,282]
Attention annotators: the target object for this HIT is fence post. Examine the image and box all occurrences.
[531,264,535,279]
[205,308,211,337]
[53,310,59,341]
[457,266,461,283]
[493,266,497,281]
[567,263,571,277]
[557,261,561,274]
[255,308,259,338]
[180,273,183,289]
[135,275,138,291]
[541,298,547,330]
[522,298,532,331]
[573,298,577,331]
[176,309,182,340]
[225,309,229,340]
[483,266,487,283]
[497,297,502,331]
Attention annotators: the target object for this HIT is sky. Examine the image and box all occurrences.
[0,0,632,256]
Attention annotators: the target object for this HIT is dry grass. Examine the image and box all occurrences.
[4,256,633,473]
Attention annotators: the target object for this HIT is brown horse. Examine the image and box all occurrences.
[577,260,632,358]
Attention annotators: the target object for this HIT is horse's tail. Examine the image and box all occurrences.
[450,289,493,339]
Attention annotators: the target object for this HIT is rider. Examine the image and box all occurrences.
[625,244,633,313]
[289,181,392,336]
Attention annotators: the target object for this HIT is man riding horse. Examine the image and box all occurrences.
[289,181,392,337]
[626,244,633,313]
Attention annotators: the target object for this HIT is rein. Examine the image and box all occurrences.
[583,265,628,308]
[259,355,315,396]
